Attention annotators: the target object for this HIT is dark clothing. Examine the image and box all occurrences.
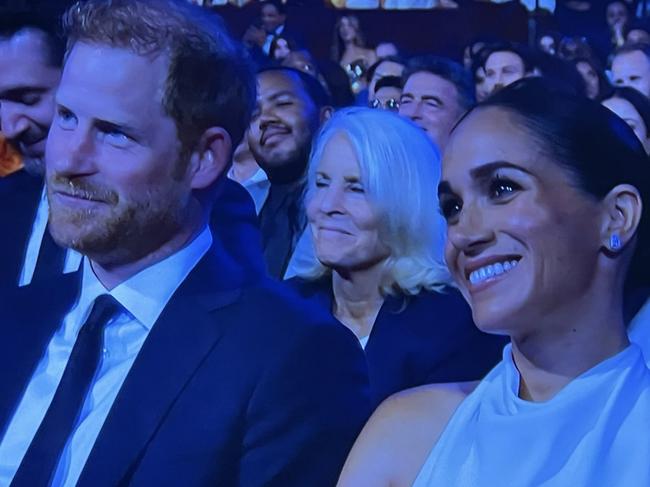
[258,179,307,278]
[0,169,46,288]
[0,238,371,486]
[289,277,508,408]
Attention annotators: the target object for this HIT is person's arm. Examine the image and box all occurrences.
[238,319,371,487]
[337,383,475,487]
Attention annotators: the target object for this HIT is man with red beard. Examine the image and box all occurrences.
[248,67,332,278]
[0,2,369,486]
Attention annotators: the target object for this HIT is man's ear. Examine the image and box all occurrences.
[320,105,334,124]
[188,127,232,190]
[600,183,643,251]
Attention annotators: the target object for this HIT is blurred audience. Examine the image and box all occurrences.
[366,55,405,100]
[248,67,332,278]
[611,43,650,98]
[0,135,22,177]
[605,0,631,49]
[331,15,377,94]
[602,86,650,154]
[625,20,650,45]
[269,33,299,62]
[228,133,271,213]
[573,55,609,99]
[0,12,75,288]
[290,107,505,407]
[399,55,475,151]
[482,41,538,96]
[368,75,402,111]
[260,0,288,55]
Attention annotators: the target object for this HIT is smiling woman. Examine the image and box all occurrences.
[288,107,506,408]
[336,78,650,487]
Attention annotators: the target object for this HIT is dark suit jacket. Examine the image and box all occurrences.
[0,239,371,486]
[0,169,43,288]
[289,277,508,408]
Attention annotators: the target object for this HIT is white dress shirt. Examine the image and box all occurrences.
[263,24,284,55]
[18,188,82,287]
[0,226,212,486]
[227,166,270,215]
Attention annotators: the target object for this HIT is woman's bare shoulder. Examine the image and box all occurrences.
[337,381,478,487]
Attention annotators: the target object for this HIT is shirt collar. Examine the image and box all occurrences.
[79,226,213,330]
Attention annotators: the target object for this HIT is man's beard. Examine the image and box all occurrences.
[48,175,190,266]
[258,142,311,184]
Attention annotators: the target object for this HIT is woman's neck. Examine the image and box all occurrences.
[331,263,386,340]
[511,285,629,402]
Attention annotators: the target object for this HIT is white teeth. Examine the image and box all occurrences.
[469,260,519,285]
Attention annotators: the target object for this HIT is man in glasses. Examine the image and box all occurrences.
[368,75,402,111]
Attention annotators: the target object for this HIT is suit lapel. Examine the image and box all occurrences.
[0,272,80,433]
[0,170,43,286]
[78,241,244,486]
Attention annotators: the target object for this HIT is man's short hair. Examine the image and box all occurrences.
[0,11,65,67]
[402,55,475,111]
[260,0,287,15]
[365,55,405,83]
[257,66,332,110]
[481,41,537,73]
[374,75,402,92]
[63,0,256,152]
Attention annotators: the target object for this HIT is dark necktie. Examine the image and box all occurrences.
[11,294,123,487]
[32,227,66,283]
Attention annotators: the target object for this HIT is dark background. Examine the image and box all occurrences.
[1,0,530,63]
[214,1,529,61]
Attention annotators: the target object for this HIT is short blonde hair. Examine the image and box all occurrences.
[296,107,452,296]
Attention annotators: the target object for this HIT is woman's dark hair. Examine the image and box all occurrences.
[477,77,650,288]
[573,55,610,100]
[365,55,405,83]
[601,87,650,137]
[330,15,367,62]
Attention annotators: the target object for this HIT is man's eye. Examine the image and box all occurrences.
[56,108,77,129]
[104,129,131,146]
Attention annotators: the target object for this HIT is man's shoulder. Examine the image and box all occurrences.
[237,277,339,331]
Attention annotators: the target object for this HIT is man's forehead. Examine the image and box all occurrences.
[615,50,650,70]
[487,51,524,68]
[0,32,59,91]
[257,71,305,98]
[0,29,52,66]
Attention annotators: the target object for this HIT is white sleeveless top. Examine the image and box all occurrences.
[412,343,650,487]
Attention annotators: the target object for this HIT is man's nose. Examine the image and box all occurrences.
[0,103,30,141]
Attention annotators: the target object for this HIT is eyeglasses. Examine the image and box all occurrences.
[369,98,400,111]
